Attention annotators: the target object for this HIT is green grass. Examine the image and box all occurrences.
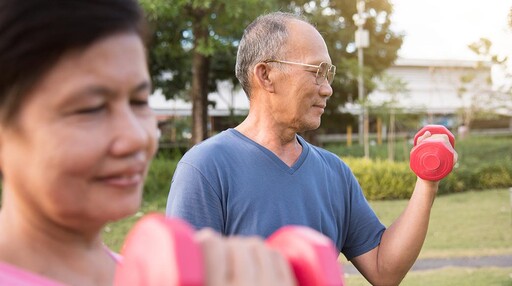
[102,155,177,251]
[103,176,170,252]
[368,189,512,258]
[106,188,512,258]
[339,189,512,285]
[345,267,512,286]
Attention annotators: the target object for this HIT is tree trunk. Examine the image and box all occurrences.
[190,20,210,145]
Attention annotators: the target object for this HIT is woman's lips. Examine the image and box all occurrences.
[100,173,143,187]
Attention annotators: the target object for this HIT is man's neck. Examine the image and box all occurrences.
[235,115,303,167]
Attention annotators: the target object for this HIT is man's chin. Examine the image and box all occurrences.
[299,121,321,133]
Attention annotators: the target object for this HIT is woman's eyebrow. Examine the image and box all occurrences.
[69,80,152,99]
[130,81,152,96]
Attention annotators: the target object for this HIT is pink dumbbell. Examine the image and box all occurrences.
[410,125,456,181]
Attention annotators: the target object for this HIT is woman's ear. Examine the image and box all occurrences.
[253,62,275,93]
[0,130,3,172]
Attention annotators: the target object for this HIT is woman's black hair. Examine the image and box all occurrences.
[0,0,148,125]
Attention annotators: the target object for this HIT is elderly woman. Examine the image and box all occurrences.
[0,0,294,285]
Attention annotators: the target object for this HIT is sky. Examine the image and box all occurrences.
[389,0,512,61]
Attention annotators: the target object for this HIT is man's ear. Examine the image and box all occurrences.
[253,62,275,93]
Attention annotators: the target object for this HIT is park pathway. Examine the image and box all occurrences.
[342,254,512,275]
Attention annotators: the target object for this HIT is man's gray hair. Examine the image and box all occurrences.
[235,12,310,98]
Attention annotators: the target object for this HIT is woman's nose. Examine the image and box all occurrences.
[110,107,156,157]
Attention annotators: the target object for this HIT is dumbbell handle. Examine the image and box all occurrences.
[114,214,345,286]
[410,125,455,181]
[413,125,455,148]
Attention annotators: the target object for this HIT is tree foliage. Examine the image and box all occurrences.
[140,0,403,143]
[459,37,512,127]
[140,0,277,143]
[140,0,275,97]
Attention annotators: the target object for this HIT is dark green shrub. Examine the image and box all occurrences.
[437,171,465,195]
[142,156,179,209]
[343,157,417,200]
[343,155,512,200]
[474,164,512,189]
[329,135,512,199]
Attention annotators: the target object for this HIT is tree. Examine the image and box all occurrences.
[369,73,409,161]
[456,37,511,130]
[140,0,275,144]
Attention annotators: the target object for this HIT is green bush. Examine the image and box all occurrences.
[142,156,179,209]
[338,157,470,199]
[1,135,510,203]
[334,135,512,199]
[98,135,512,202]
[474,163,512,189]
[343,157,417,200]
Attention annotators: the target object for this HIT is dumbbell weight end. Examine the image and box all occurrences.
[410,140,454,181]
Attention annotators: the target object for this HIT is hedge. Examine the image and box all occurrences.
[143,156,179,205]
[140,149,512,201]
[1,139,511,203]
[342,156,512,200]
[138,155,512,202]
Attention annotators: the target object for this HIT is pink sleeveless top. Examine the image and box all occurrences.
[0,262,65,286]
[0,247,120,285]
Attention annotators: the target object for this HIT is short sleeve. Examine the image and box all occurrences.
[341,170,386,260]
[166,162,224,233]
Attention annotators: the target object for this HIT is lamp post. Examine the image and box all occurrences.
[509,187,512,226]
[353,0,369,158]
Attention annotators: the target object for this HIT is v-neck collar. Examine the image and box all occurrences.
[228,128,309,175]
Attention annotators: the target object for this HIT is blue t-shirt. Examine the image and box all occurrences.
[166,129,385,259]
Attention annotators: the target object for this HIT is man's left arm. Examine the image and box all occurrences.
[351,179,438,285]
[351,132,458,285]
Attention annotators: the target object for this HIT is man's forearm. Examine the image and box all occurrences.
[353,179,439,285]
[377,178,438,283]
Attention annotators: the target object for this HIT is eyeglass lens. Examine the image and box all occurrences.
[316,63,335,85]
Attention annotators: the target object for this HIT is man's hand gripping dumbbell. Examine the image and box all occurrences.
[410,125,458,181]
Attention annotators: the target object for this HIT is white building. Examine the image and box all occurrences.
[151,57,510,130]
[150,81,249,118]
[368,58,493,114]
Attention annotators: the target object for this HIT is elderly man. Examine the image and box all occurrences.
[167,12,455,285]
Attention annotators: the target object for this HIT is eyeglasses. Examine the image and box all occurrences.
[263,59,336,85]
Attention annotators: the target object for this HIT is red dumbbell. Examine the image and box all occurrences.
[410,125,456,181]
[114,213,345,286]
